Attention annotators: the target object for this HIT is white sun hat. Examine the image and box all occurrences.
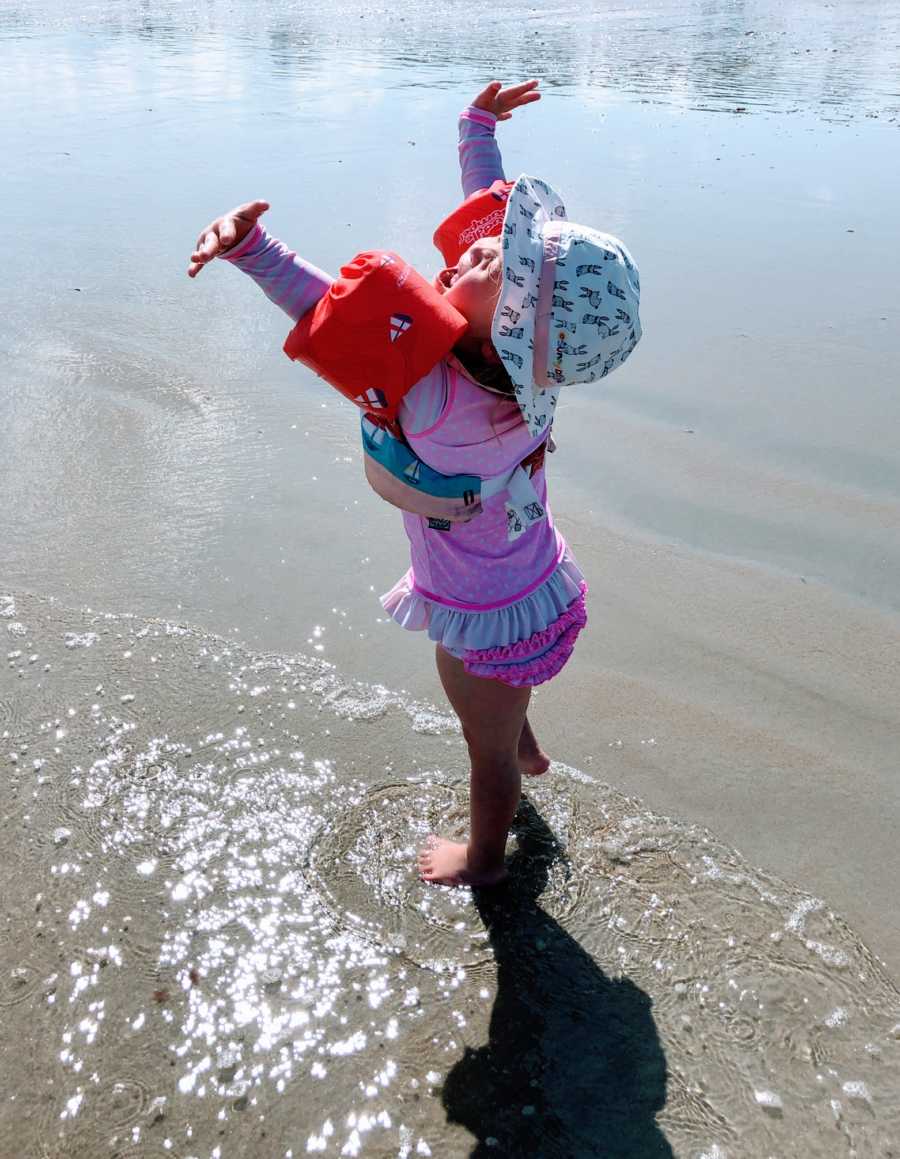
[491,174,642,436]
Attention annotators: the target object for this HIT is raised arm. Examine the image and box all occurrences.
[458,80,541,198]
[458,107,504,198]
[187,200,332,323]
[220,224,332,322]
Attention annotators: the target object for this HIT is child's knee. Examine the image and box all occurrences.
[464,732,519,769]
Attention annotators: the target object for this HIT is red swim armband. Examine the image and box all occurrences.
[283,251,468,422]
[433,179,514,267]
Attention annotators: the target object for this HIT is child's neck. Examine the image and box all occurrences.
[452,336,489,378]
[452,337,515,398]
[453,331,500,368]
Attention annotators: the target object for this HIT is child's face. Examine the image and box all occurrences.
[437,235,503,341]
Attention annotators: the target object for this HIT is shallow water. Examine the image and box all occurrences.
[3,1,900,1154]
[3,592,899,1157]
[2,0,899,628]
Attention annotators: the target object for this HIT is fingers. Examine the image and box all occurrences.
[187,241,216,277]
[218,219,236,249]
[200,228,222,259]
[186,229,220,277]
[231,198,271,222]
[509,89,541,109]
[502,79,540,100]
[186,200,269,279]
[471,79,503,111]
[471,79,541,119]
[190,223,221,260]
[194,231,221,266]
[498,79,541,112]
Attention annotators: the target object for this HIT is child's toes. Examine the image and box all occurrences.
[416,839,437,873]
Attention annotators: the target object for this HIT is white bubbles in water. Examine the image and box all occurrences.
[1,590,899,1158]
[64,631,99,649]
[841,1080,873,1107]
[313,670,457,734]
[405,704,458,735]
[754,1089,784,1116]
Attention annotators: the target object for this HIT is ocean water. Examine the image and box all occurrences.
[2,1,900,1155]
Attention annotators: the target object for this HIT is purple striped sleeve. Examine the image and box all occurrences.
[458,107,505,198]
[220,223,333,322]
[398,365,449,435]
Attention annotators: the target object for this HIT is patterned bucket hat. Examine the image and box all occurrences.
[491,174,642,436]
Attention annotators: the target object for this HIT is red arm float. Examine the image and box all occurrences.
[432,179,515,267]
[283,251,468,423]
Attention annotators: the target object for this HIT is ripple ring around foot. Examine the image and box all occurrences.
[303,778,588,971]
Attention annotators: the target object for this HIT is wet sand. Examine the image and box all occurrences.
[3,591,899,1157]
[2,0,900,1154]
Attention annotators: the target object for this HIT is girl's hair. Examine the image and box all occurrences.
[454,348,517,397]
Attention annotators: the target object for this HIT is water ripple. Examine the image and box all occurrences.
[1,590,898,1155]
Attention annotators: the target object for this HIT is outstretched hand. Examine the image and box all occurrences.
[471,79,541,121]
[187,199,270,277]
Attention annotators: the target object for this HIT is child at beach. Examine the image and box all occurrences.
[188,80,640,887]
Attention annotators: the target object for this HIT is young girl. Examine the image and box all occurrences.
[188,80,640,888]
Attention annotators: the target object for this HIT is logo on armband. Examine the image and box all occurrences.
[389,313,413,343]
[358,387,388,409]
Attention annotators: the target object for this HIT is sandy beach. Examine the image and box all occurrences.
[2,1,899,1155]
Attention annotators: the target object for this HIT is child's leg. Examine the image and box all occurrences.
[417,646,531,887]
[518,714,551,777]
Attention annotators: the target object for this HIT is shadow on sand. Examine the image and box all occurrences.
[442,795,673,1158]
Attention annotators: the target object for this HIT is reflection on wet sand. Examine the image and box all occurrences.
[2,592,898,1156]
[444,796,672,1158]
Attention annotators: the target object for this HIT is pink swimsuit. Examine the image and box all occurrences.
[383,360,586,685]
[224,108,587,686]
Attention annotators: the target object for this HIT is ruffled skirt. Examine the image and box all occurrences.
[381,548,587,687]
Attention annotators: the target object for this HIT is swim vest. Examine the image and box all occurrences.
[283,248,486,522]
[283,187,541,524]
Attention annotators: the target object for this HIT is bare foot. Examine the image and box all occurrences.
[518,728,551,777]
[417,837,508,888]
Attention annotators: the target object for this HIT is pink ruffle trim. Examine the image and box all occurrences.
[462,583,588,687]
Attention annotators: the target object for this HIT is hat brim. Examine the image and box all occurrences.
[491,174,567,437]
